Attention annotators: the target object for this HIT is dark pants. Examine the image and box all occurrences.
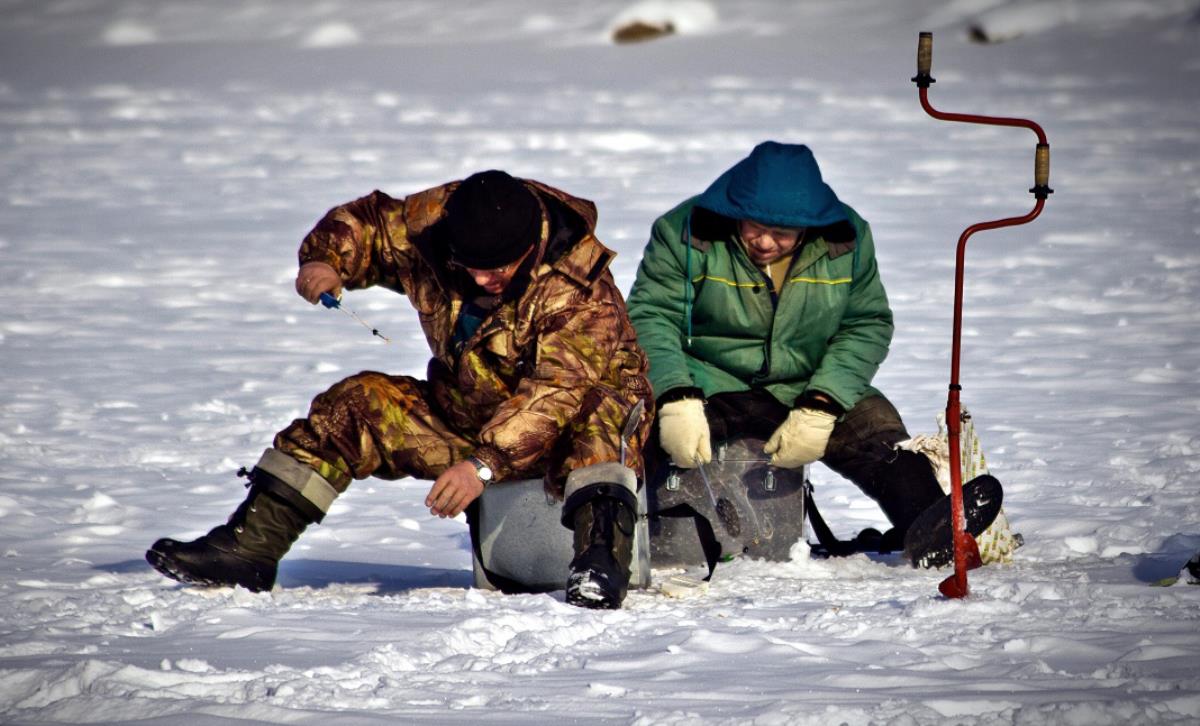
[704,390,944,534]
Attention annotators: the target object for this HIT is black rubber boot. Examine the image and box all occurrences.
[873,450,947,535]
[846,449,948,553]
[146,470,314,592]
[1185,551,1200,585]
[902,474,1004,569]
[565,495,635,610]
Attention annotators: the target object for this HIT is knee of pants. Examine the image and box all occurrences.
[827,395,910,456]
[317,371,422,411]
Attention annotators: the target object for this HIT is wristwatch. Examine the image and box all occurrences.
[467,456,494,483]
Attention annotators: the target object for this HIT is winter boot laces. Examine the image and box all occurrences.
[902,474,1003,569]
[566,496,635,610]
[145,470,312,592]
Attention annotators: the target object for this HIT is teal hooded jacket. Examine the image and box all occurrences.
[627,142,893,412]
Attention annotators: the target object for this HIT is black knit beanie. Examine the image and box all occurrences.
[443,170,541,269]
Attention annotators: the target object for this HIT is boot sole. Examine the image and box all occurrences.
[902,475,1003,569]
[146,546,220,587]
[145,543,273,592]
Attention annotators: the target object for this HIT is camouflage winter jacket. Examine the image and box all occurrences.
[297,179,653,481]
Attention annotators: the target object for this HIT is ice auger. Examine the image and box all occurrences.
[912,32,1052,598]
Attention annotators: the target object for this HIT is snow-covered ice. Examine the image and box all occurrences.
[2,0,1199,723]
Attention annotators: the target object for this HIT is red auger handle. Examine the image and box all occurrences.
[915,32,1052,198]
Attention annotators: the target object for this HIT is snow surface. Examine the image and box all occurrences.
[2,0,1200,723]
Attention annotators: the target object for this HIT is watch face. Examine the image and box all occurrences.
[471,457,493,481]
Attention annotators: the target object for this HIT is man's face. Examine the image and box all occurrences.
[457,246,534,294]
[738,219,804,265]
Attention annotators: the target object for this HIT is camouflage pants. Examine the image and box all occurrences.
[273,371,647,503]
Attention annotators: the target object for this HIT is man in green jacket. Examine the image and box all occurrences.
[627,141,1000,566]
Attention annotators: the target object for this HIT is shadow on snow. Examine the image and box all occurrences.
[99,557,474,595]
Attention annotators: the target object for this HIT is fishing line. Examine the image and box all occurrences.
[319,292,391,343]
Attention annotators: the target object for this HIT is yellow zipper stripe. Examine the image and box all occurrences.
[787,276,852,285]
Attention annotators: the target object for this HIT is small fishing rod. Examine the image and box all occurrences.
[319,292,391,343]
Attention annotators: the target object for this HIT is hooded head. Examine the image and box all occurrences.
[443,170,541,269]
[694,141,846,228]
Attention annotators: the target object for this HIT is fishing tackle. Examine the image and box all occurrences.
[319,292,391,343]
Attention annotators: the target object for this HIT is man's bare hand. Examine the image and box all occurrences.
[425,460,484,518]
[295,261,343,304]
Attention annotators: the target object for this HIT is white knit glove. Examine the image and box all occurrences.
[764,408,837,468]
[657,398,712,468]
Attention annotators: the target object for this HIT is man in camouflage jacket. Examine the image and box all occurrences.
[147,171,653,609]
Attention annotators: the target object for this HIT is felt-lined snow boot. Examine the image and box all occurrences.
[902,474,1004,569]
[146,469,315,592]
[560,463,638,610]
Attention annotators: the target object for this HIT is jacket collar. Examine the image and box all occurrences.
[523,182,613,290]
[547,233,615,287]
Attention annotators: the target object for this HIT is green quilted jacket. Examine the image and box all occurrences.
[627,197,893,412]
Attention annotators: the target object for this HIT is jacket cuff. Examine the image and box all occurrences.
[298,250,345,277]
[656,386,706,407]
[793,390,845,416]
[471,445,509,483]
